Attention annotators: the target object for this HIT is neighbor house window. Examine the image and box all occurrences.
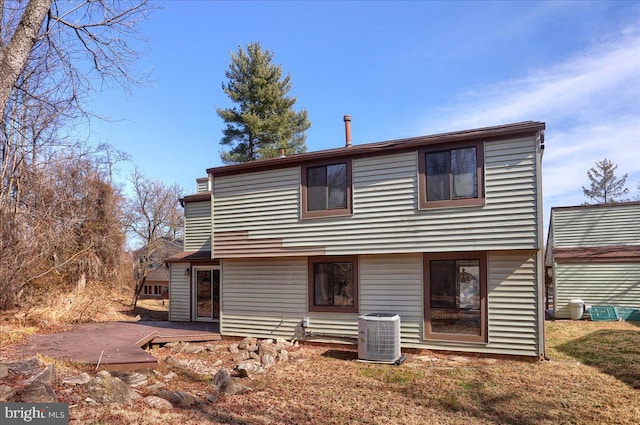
[424,252,487,343]
[308,256,358,313]
[418,141,484,209]
[301,160,352,218]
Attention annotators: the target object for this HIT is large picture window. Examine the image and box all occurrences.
[302,160,352,219]
[308,256,358,313]
[418,141,484,209]
[424,252,487,343]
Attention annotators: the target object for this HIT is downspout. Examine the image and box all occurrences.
[535,130,548,360]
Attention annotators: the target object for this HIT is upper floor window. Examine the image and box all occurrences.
[418,141,484,209]
[301,160,352,219]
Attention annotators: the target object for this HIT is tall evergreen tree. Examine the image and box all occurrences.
[582,158,629,204]
[216,42,311,163]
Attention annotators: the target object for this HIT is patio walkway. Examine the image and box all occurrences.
[22,321,221,370]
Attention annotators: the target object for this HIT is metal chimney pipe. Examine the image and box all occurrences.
[343,114,352,148]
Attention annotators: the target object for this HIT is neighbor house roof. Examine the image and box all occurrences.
[165,251,219,265]
[145,268,170,282]
[206,121,545,178]
[550,201,640,212]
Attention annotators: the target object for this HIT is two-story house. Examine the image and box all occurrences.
[166,120,547,357]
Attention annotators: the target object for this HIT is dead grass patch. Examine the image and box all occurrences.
[3,320,640,424]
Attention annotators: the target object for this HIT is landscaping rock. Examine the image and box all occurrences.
[229,343,239,354]
[262,354,276,369]
[0,364,8,379]
[163,372,177,381]
[3,357,43,376]
[258,343,278,358]
[63,372,92,386]
[26,364,55,385]
[204,389,219,403]
[235,360,264,377]
[232,350,249,362]
[183,345,205,354]
[21,382,58,403]
[220,379,250,396]
[145,383,165,393]
[243,337,257,346]
[164,356,178,366]
[113,371,148,388]
[279,349,289,363]
[212,368,231,388]
[158,390,199,407]
[249,352,261,362]
[87,371,131,404]
[0,384,15,402]
[145,395,173,409]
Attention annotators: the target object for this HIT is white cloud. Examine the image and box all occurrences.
[424,23,640,222]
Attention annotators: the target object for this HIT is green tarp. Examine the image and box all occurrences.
[589,306,640,322]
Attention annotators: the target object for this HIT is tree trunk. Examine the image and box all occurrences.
[131,275,147,308]
[0,0,52,120]
[76,272,86,293]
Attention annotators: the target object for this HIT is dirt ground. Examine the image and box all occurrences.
[1,317,639,424]
[130,298,170,321]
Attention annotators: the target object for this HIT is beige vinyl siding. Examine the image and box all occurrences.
[213,136,540,256]
[486,252,538,355]
[221,257,308,338]
[184,200,212,252]
[552,204,640,248]
[554,263,640,319]
[220,252,540,356]
[196,177,209,193]
[359,254,423,345]
[169,262,190,321]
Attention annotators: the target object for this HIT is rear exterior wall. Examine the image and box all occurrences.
[220,251,540,356]
[212,136,541,256]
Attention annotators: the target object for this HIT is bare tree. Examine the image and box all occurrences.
[125,168,184,307]
[0,1,152,310]
[0,0,152,118]
[0,145,127,308]
[582,158,629,204]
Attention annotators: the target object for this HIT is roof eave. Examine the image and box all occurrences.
[207,121,545,177]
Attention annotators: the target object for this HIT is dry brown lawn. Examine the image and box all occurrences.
[2,316,639,424]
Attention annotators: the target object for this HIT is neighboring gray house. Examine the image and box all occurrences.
[167,121,547,358]
[546,202,640,319]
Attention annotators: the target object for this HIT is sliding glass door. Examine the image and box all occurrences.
[193,267,220,321]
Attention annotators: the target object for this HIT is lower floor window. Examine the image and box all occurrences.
[308,256,358,313]
[143,285,164,295]
[424,252,486,342]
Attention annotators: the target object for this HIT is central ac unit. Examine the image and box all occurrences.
[358,313,402,363]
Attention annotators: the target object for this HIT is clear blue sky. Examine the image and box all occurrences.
[89,0,640,228]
